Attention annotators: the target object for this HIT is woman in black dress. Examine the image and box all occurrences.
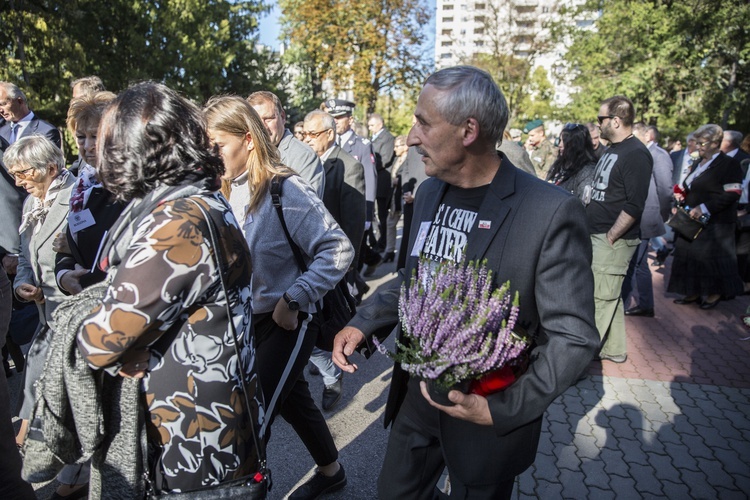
[668,124,744,309]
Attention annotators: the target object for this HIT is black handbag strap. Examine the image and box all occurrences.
[270,176,308,273]
[186,198,268,469]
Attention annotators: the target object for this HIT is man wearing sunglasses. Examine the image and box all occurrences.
[586,96,653,364]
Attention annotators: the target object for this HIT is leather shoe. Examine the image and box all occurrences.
[289,463,346,500]
[322,378,342,411]
[624,307,654,317]
[700,298,720,310]
[674,295,700,305]
[362,255,382,277]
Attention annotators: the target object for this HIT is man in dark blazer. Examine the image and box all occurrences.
[368,113,395,250]
[302,109,366,411]
[332,66,598,499]
[0,82,61,148]
[671,133,697,186]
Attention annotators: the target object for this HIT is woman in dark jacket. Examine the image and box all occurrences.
[668,124,744,309]
[54,91,124,294]
[545,123,597,203]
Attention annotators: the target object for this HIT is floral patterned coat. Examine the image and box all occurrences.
[77,192,263,493]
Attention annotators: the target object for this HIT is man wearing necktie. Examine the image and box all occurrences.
[0,82,61,148]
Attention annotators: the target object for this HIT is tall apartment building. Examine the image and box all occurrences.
[434,0,594,106]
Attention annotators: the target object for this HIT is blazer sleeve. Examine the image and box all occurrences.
[340,159,366,258]
[488,195,599,436]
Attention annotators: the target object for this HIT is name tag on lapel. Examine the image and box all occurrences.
[411,221,432,257]
[68,209,95,234]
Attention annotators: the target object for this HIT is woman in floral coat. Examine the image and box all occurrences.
[76,82,264,494]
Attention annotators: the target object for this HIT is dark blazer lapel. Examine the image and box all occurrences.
[324,146,341,175]
[464,158,516,264]
[19,118,39,141]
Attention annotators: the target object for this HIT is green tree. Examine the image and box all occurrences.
[556,0,750,138]
[279,0,431,114]
[1,0,274,136]
[461,0,560,125]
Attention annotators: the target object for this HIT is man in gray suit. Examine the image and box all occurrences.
[622,124,673,317]
[248,91,325,198]
[0,82,61,148]
[332,66,598,499]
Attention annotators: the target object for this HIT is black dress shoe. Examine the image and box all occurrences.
[624,307,654,317]
[700,298,720,310]
[674,296,700,305]
[289,463,347,500]
[322,378,342,411]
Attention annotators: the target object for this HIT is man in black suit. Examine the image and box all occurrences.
[670,133,698,186]
[332,66,598,499]
[722,130,750,166]
[302,109,366,411]
[0,82,61,148]
[367,113,395,251]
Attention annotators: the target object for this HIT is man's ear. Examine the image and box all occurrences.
[462,117,480,147]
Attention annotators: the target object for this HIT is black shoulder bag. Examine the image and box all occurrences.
[270,176,357,351]
[147,198,270,499]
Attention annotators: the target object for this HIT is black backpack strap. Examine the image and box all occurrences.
[270,176,307,273]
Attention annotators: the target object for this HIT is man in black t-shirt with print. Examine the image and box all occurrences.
[586,95,652,364]
[331,66,599,499]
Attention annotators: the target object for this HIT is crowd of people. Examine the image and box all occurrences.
[0,65,748,500]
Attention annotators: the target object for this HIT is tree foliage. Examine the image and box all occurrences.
[279,0,431,114]
[1,0,274,131]
[557,0,750,139]
[461,0,559,127]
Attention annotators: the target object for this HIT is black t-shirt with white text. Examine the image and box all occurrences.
[420,184,489,262]
[586,135,653,239]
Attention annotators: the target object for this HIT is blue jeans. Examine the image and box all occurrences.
[309,347,341,386]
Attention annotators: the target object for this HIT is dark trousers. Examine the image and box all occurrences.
[376,196,390,249]
[253,311,338,466]
[378,388,515,500]
[0,268,35,499]
[397,202,414,270]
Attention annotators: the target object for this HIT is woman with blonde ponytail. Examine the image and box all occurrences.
[205,96,353,499]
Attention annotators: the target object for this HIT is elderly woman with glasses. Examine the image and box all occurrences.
[545,123,597,203]
[4,135,84,496]
[668,124,744,309]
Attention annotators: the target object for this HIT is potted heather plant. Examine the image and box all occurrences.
[374,257,529,406]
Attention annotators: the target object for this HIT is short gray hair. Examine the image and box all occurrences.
[304,109,335,131]
[424,65,508,145]
[694,124,723,145]
[724,130,743,148]
[0,82,27,102]
[4,135,65,175]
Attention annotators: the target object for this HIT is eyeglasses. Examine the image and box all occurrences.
[597,115,616,125]
[302,129,329,139]
[8,166,35,180]
[695,140,712,148]
[563,123,585,131]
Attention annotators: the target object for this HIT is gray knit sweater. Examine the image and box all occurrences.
[240,175,354,314]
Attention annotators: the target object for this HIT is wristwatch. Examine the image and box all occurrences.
[283,292,300,311]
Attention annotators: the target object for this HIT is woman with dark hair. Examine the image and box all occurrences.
[668,124,744,309]
[204,95,353,500]
[76,82,264,494]
[545,123,598,203]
